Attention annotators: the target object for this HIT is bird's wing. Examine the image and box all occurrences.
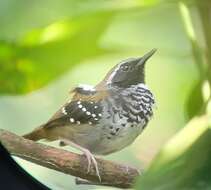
[43,84,108,128]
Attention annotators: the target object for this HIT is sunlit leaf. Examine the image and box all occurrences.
[136,0,163,6]
[135,115,211,190]
[185,80,204,119]
[0,11,114,95]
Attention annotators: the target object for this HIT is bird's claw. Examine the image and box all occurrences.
[83,149,101,182]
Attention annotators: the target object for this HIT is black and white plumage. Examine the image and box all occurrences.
[42,84,103,127]
[45,83,155,155]
[23,49,157,180]
[89,83,155,155]
[61,99,102,125]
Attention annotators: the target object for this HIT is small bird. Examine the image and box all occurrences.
[23,49,156,181]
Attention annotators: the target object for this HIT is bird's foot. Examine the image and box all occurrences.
[82,149,101,182]
[59,138,101,182]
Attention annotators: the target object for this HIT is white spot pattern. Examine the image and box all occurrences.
[78,84,96,92]
[62,97,102,126]
[86,111,91,115]
[82,107,87,112]
[62,107,67,115]
[76,121,80,124]
[70,118,75,123]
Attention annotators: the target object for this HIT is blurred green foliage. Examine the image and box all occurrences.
[136,116,211,190]
[135,1,211,190]
[0,0,211,190]
[0,10,115,94]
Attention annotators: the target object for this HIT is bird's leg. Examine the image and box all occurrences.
[59,138,101,182]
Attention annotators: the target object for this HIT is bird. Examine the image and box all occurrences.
[23,49,156,181]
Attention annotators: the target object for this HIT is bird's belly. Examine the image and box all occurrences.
[56,123,145,155]
[65,123,144,155]
[68,125,103,151]
[91,123,144,155]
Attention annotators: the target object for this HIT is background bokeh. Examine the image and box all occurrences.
[0,0,211,190]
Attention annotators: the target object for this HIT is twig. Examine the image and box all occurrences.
[0,129,139,189]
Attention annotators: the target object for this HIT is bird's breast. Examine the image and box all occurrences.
[63,84,155,155]
[103,84,155,129]
[91,84,155,155]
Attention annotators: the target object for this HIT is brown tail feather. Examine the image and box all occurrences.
[23,125,46,141]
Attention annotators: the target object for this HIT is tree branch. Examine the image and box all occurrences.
[0,129,139,189]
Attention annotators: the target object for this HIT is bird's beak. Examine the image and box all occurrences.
[137,48,157,66]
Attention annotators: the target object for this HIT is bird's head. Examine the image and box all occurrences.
[102,49,156,89]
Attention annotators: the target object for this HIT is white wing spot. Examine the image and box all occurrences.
[94,106,98,109]
[62,107,67,115]
[88,121,92,125]
[77,101,81,104]
[94,118,98,121]
[92,114,96,117]
[90,101,94,104]
[82,107,87,112]
[78,104,83,108]
[98,113,102,117]
[70,118,75,123]
[76,121,80,124]
[86,111,91,115]
[78,84,96,92]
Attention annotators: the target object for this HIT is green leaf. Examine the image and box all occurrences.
[185,80,204,119]
[0,11,114,95]
[135,116,211,190]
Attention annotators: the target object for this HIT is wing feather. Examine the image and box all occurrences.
[43,84,107,129]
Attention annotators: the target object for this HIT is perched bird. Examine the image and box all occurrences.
[23,49,156,181]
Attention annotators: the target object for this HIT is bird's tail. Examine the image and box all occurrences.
[22,125,46,141]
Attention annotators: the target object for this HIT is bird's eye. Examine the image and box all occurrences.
[121,65,130,72]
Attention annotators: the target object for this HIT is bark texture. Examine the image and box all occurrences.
[0,129,139,189]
